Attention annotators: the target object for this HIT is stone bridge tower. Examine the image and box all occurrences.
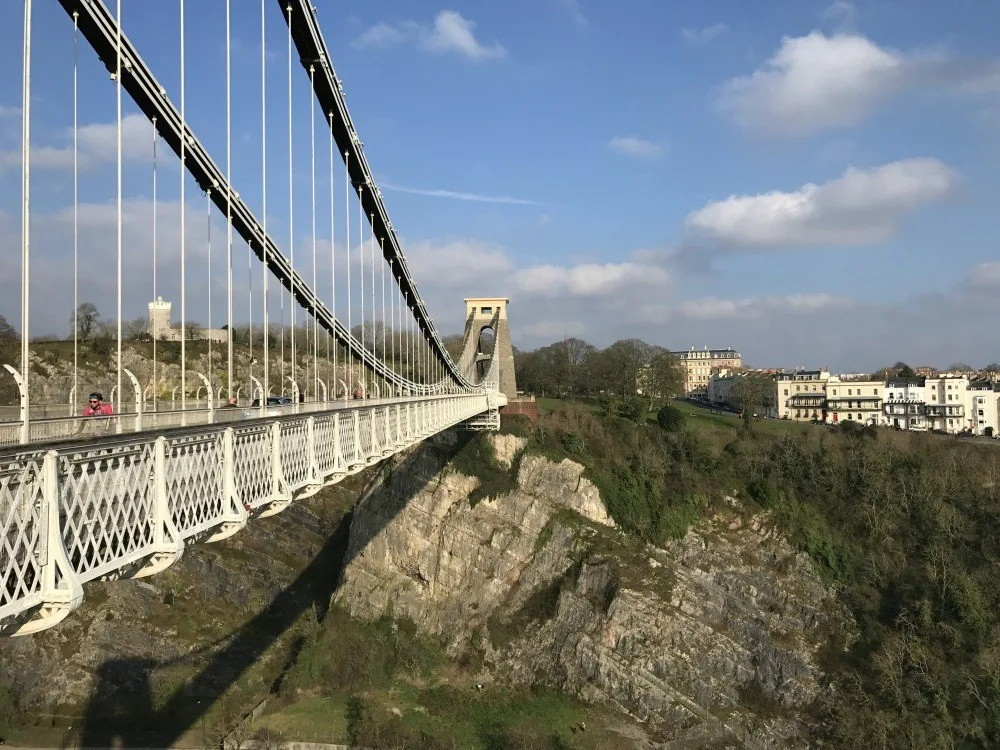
[459,297,517,400]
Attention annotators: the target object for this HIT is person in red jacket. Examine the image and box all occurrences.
[83,392,113,417]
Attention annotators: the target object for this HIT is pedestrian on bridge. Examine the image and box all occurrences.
[82,392,113,417]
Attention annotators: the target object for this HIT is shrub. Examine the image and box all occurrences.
[617,397,646,423]
[561,433,584,455]
[656,405,685,433]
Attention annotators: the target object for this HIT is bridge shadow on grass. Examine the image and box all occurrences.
[74,431,475,748]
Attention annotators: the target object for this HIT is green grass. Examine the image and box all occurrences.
[254,685,635,749]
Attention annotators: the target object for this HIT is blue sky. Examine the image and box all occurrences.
[1,0,999,370]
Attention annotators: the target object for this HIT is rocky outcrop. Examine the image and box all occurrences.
[337,433,847,748]
[0,487,353,714]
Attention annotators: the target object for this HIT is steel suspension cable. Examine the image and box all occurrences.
[151,120,157,411]
[20,0,32,442]
[389,259,394,392]
[328,112,336,397]
[72,10,78,415]
[343,152,352,398]
[309,65,317,401]
[225,0,233,398]
[380,236,385,394]
[358,185,365,400]
[115,0,122,416]
[260,0,269,403]
[369,212,375,393]
[206,189,213,393]
[287,3,295,402]
[179,0,187,412]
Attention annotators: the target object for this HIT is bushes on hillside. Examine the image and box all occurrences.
[515,399,1000,748]
[617,397,647,424]
[656,405,685,432]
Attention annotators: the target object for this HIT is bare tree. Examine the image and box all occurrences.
[72,302,100,341]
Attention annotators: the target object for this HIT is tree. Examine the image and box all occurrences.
[641,352,683,409]
[442,333,464,362]
[948,362,973,372]
[0,315,16,343]
[731,374,773,432]
[123,317,149,341]
[896,363,917,378]
[656,405,685,432]
[72,302,100,341]
[601,338,655,399]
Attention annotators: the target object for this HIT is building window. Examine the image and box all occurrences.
[848,389,853,395]
[783,389,788,396]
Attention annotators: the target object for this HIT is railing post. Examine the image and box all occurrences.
[9,451,83,636]
[271,420,283,498]
[353,410,361,465]
[331,412,343,473]
[3,364,28,445]
[135,436,184,578]
[206,426,248,542]
[306,416,320,484]
[249,375,264,416]
[123,367,142,432]
[193,371,213,423]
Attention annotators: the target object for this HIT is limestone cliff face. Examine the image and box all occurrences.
[337,434,847,748]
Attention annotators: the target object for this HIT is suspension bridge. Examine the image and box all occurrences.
[1,1,518,637]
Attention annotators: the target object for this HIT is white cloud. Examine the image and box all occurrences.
[559,0,588,27]
[676,293,852,320]
[405,239,513,287]
[717,31,1000,134]
[0,105,21,119]
[512,261,670,297]
[354,11,506,62]
[717,32,904,134]
[681,23,729,45]
[381,182,542,206]
[684,158,956,248]
[0,113,155,172]
[608,136,664,159]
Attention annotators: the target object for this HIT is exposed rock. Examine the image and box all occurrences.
[0,489,347,713]
[337,434,848,748]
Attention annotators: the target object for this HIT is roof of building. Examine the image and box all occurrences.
[887,377,926,387]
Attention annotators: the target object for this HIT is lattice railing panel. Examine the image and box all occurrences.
[166,433,226,540]
[280,420,310,489]
[0,454,46,617]
[358,410,374,460]
[233,424,272,507]
[339,414,358,466]
[60,443,157,582]
[314,416,338,475]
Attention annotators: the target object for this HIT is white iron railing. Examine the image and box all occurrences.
[0,392,500,636]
